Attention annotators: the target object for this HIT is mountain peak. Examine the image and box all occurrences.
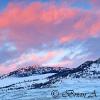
[95,58,100,63]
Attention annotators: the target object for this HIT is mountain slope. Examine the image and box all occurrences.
[0,58,100,90]
[49,58,100,79]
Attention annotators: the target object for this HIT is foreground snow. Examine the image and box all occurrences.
[0,76,100,100]
[1,58,100,100]
[0,73,55,88]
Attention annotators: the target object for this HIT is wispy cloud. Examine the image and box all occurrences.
[0,1,100,74]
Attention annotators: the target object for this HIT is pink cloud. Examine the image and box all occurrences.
[0,50,64,74]
[91,0,100,9]
[0,2,78,50]
[59,33,75,43]
[0,2,99,48]
[59,10,100,43]
[0,2,100,74]
[0,3,77,28]
[0,64,17,74]
[89,20,100,36]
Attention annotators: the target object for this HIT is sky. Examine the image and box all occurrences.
[0,0,100,74]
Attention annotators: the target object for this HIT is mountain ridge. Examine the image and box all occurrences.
[0,58,100,90]
[1,58,100,79]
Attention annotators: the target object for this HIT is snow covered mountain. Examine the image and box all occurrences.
[0,66,69,78]
[67,58,100,79]
[0,58,100,100]
[0,58,100,89]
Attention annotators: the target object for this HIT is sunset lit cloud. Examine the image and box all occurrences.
[0,0,100,74]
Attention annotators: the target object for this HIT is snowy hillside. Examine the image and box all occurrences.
[4,66,69,78]
[0,58,100,100]
[0,73,56,91]
[0,58,100,90]
[67,58,100,79]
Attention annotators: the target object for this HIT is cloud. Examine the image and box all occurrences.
[0,2,99,48]
[0,41,89,74]
[0,2,77,28]
[0,1,100,74]
[1,46,84,74]
[0,64,17,74]
[0,52,48,74]
[0,2,78,50]
[91,0,100,9]
[0,49,66,73]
